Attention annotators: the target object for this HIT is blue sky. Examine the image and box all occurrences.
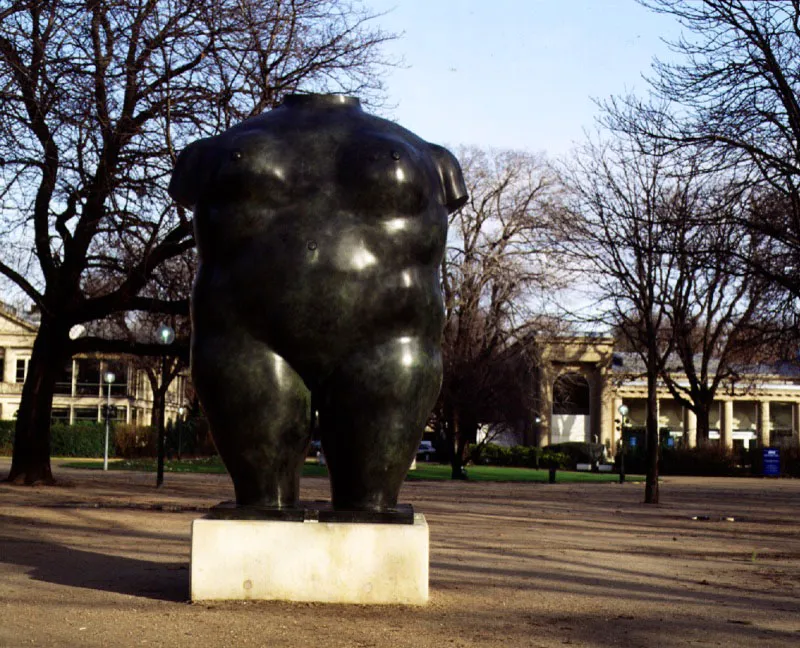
[365,0,682,156]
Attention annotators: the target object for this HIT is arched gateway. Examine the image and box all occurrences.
[551,372,592,443]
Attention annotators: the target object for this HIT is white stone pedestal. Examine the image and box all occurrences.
[191,514,429,604]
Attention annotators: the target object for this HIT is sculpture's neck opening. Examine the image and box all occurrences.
[282,93,361,109]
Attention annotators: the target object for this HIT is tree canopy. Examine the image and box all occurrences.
[0,0,394,483]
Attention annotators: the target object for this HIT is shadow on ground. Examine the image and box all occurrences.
[1,515,189,603]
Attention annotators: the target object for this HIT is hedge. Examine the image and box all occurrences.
[659,446,740,476]
[616,443,800,477]
[1,422,136,458]
[470,443,571,470]
[546,442,607,467]
[51,422,107,457]
[0,418,218,458]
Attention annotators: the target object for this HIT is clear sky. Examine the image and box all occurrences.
[365,0,682,157]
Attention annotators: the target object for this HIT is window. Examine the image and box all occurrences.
[104,360,128,397]
[54,361,73,395]
[73,407,99,422]
[75,358,101,395]
[15,359,27,383]
[51,408,70,422]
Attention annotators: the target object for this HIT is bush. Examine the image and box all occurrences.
[472,444,512,466]
[539,450,571,470]
[780,445,800,477]
[114,424,156,458]
[616,444,647,474]
[472,444,525,467]
[617,444,748,476]
[546,442,607,468]
[165,417,218,457]
[660,446,739,476]
[0,420,15,454]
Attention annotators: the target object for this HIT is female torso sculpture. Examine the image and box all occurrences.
[169,94,466,512]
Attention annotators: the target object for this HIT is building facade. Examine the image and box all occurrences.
[0,305,186,425]
[486,335,800,453]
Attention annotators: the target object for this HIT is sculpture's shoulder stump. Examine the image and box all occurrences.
[191,513,429,604]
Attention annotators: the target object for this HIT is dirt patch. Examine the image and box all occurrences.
[1,459,799,647]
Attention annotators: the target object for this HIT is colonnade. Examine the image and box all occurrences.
[608,396,800,450]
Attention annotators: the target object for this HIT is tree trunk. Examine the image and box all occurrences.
[146,364,171,429]
[695,404,710,447]
[150,390,165,429]
[7,318,70,485]
[644,347,660,504]
[445,406,467,480]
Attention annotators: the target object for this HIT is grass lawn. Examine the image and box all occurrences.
[61,457,642,483]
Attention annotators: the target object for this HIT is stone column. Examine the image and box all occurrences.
[720,400,734,449]
[683,407,697,448]
[757,400,771,448]
[539,368,553,448]
[589,369,602,446]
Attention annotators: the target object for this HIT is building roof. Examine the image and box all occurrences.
[0,302,38,334]
[611,351,800,379]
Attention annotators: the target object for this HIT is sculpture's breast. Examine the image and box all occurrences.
[194,125,447,272]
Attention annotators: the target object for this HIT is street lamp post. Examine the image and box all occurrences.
[177,406,186,461]
[618,403,629,484]
[103,371,116,471]
[156,323,175,488]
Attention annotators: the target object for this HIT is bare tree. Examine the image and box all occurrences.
[559,113,775,502]
[607,0,800,300]
[556,127,687,504]
[439,147,561,479]
[0,1,394,484]
[657,189,776,446]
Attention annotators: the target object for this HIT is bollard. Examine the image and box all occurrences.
[548,467,556,484]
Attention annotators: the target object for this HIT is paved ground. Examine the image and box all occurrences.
[0,458,799,647]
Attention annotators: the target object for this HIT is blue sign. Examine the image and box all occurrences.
[762,448,780,477]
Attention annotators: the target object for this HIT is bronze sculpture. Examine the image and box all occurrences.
[169,94,466,514]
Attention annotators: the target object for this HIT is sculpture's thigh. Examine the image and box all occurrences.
[318,336,443,511]
[191,332,311,507]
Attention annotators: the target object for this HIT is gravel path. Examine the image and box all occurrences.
[1,458,799,647]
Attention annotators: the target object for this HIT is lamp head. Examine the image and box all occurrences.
[156,323,175,345]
